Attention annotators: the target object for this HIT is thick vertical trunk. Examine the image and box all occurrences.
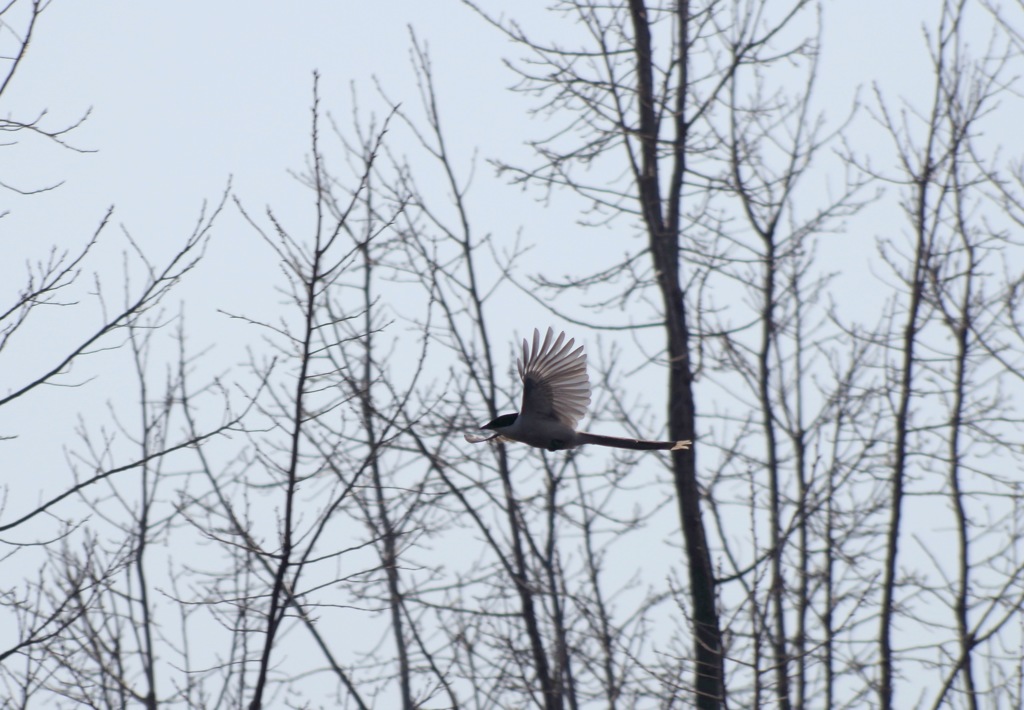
[660,239,724,708]
[625,1,725,705]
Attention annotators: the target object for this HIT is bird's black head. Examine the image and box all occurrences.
[482,412,518,430]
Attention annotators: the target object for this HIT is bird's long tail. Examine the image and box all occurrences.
[577,432,691,451]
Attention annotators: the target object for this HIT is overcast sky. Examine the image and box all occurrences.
[3,3,1023,706]
[2,0,1016,503]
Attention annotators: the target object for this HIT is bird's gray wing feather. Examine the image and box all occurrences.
[517,327,591,429]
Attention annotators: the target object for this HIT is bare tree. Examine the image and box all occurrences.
[0,0,92,201]
[0,192,239,694]
[863,1,1024,707]
[6,2,1024,709]
[460,1,861,706]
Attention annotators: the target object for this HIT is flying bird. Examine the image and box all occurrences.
[465,328,691,452]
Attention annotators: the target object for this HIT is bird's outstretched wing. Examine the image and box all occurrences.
[518,328,591,429]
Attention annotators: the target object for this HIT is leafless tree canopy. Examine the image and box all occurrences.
[3,1,1024,708]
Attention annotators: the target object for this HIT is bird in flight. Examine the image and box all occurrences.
[465,328,691,452]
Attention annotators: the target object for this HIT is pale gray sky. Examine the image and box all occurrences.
[2,0,1015,543]
[2,0,1014,548]
[2,3,1022,705]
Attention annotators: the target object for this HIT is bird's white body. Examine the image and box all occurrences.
[466,328,691,453]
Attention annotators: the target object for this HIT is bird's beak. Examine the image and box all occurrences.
[464,430,500,444]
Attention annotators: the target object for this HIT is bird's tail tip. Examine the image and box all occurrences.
[671,440,692,451]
